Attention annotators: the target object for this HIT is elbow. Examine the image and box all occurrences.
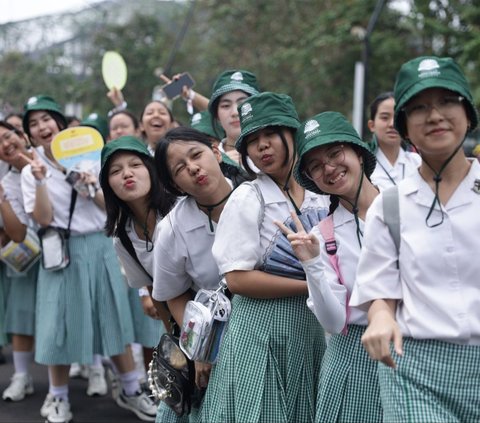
[225,272,242,295]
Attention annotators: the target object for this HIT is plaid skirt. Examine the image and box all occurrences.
[316,324,382,423]
[199,294,326,423]
[379,337,480,422]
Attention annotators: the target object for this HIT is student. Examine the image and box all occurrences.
[368,92,421,190]
[140,101,176,155]
[200,92,329,423]
[208,69,260,164]
[276,112,382,422]
[20,95,157,423]
[351,56,480,422]
[108,110,141,141]
[152,126,249,423]
[0,121,38,402]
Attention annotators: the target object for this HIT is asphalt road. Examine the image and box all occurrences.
[0,345,146,423]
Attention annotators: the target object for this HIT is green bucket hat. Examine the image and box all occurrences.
[208,70,260,115]
[100,135,150,176]
[22,95,67,136]
[81,113,109,142]
[394,56,478,138]
[235,92,300,152]
[294,112,377,195]
[190,110,225,140]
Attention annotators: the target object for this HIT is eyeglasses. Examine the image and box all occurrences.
[0,130,15,144]
[304,145,345,180]
[402,95,464,123]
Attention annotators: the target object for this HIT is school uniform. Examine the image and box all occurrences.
[371,148,421,190]
[303,203,381,422]
[1,169,38,337]
[113,218,165,348]
[199,174,329,423]
[21,150,134,365]
[351,159,480,422]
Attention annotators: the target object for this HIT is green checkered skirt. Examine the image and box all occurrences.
[379,337,480,423]
[198,294,326,423]
[316,324,382,423]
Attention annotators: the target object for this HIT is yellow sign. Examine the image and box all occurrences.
[102,51,128,90]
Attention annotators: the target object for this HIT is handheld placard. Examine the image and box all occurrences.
[102,51,128,90]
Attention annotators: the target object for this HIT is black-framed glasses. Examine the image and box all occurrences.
[304,144,345,180]
[402,95,464,123]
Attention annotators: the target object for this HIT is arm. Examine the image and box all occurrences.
[0,185,27,242]
[361,299,402,368]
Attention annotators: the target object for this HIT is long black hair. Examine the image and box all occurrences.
[155,127,251,195]
[101,151,176,237]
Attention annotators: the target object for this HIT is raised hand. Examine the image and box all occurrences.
[274,211,320,262]
[19,149,47,182]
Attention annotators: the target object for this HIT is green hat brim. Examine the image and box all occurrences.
[294,135,377,195]
[235,116,300,152]
[395,78,478,138]
[208,84,259,115]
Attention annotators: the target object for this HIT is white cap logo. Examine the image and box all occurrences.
[192,113,201,124]
[27,96,38,105]
[418,59,440,78]
[231,71,244,81]
[304,120,320,134]
[88,113,98,119]
[241,102,252,117]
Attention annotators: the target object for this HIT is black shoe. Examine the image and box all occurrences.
[0,347,6,365]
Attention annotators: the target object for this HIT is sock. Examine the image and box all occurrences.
[120,370,140,396]
[13,351,33,375]
[49,384,69,402]
[91,354,103,370]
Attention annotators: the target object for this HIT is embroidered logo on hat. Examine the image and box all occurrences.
[88,113,98,119]
[192,113,202,124]
[418,59,440,78]
[231,71,244,81]
[240,102,253,123]
[27,96,38,105]
[304,119,321,139]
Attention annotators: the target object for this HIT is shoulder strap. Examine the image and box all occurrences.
[247,181,265,230]
[65,189,77,238]
[318,215,349,335]
[117,224,153,281]
[382,186,400,255]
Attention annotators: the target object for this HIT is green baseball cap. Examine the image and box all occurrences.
[394,56,478,138]
[100,135,150,175]
[208,70,260,115]
[235,92,300,152]
[190,110,225,140]
[81,113,109,142]
[294,112,376,195]
[22,95,67,136]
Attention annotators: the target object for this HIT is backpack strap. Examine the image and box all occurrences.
[318,215,349,335]
[382,186,400,268]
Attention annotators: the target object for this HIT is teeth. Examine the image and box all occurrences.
[329,172,345,184]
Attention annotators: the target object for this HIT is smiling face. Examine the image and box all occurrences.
[404,87,469,157]
[109,112,139,140]
[27,111,62,150]
[107,151,151,205]
[245,127,294,180]
[0,126,29,166]
[5,115,24,134]
[216,90,249,142]
[368,97,401,148]
[302,143,364,199]
[141,101,173,147]
[166,140,223,201]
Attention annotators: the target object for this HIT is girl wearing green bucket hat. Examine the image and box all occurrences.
[277,111,382,422]
[199,92,329,423]
[20,97,155,423]
[351,56,480,422]
[208,69,260,165]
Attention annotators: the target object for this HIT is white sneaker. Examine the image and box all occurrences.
[40,393,55,418]
[2,373,34,401]
[116,389,157,422]
[69,363,89,379]
[46,397,73,423]
[86,366,108,397]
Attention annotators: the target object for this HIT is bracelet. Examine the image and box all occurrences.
[35,178,46,186]
[138,288,150,297]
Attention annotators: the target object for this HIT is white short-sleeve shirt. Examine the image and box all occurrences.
[2,169,30,227]
[212,173,330,275]
[152,196,223,301]
[21,147,106,234]
[351,159,480,345]
[371,148,421,191]
[303,203,368,334]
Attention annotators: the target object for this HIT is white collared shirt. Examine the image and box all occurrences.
[303,204,368,334]
[2,169,30,227]
[371,148,421,191]
[351,159,480,345]
[212,173,330,275]
[152,196,224,301]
